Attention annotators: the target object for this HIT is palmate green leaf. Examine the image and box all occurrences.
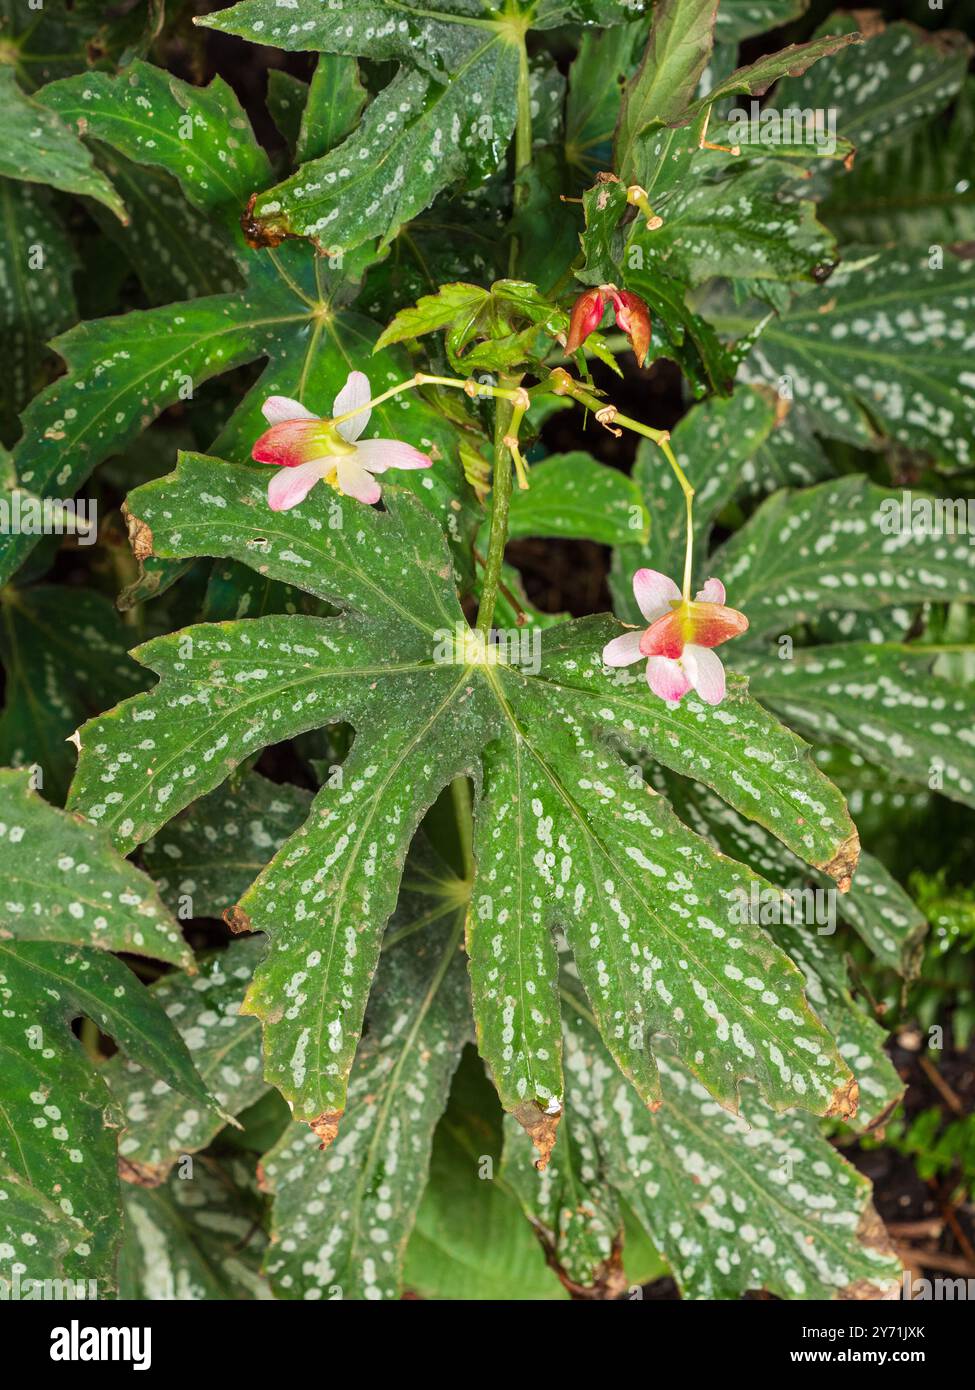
[611,385,776,614]
[107,939,271,1187]
[0,585,150,804]
[553,990,901,1300]
[0,767,191,967]
[742,645,975,812]
[0,178,77,442]
[119,1156,271,1301]
[142,772,312,920]
[68,461,862,1158]
[713,476,975,637]
[0,68,124,219]
[735,250,975,468]
[0,937,213,1291]
[260,905,470,1300]
[625,160,837,290]
[776,14,971,161]
[735,407,832,499]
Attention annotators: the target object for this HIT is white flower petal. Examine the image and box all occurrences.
[354,438,432,473]
[267,458,330,511]
[336,456,382,505]
[645,655,692,703]
[602,630,645,667]
[333,370,371,442]
[633,568,681,622]
[261,395,318,424]
[695,577,726,605]
[685,644,725,704]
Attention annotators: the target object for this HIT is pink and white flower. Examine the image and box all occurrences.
[252,370,432,511]
[602,568,748,706]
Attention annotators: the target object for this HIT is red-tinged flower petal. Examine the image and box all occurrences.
[336,457,383,505]
[253,419,334,468]
[645,655,692,703]
[333,370,372,442]
[640,608,685,660]
[602,630,644,667]
[608,289,651,367]
[565,287,605,354]
[633,567,680,623]
[267,459,330,511]
[683,644,726,705]
[354,439,432,473]
[262,395,318,424]
[695,577,726,605]
[685,601,749,650]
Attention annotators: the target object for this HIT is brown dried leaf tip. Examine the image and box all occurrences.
[824,829,860,894]
[309,1111,343,1151]
[240,192,294,250]
[118,1155,166,1189]
[223,903,253,936]
[514,1099,562,1171]
[826,1075,860,1122]
[122,503,154,563]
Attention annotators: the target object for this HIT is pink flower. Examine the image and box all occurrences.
[252,370,432,511]
[602,569,748,706]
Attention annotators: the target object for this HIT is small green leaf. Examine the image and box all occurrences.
[297,55,368,164]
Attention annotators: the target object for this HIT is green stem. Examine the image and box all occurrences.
[477,383,516,633]
[508,37,533,278]
[450,775,475,883]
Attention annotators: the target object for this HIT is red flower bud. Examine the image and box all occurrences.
[565,287,605,355]
[608,289,652,368]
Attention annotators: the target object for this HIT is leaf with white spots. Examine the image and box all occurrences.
[38,61,271,237]
[108,939,271,1187]
[657,769,926,977]
[736,250,975,467]
[611,386,776,611]
[0,67,124,219]
[260,909,470,1301]
[0,178,78,441]
[775,14,971,162]
[119,1155,271,1300]
[69,463,861,1155]
[0,939,215,1290]
[559,990,902,1299]
[742,644,975,812]
[713,476,975,637]
[0,586,150,804]
[0,768,192,967]
[142,772,312,921]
